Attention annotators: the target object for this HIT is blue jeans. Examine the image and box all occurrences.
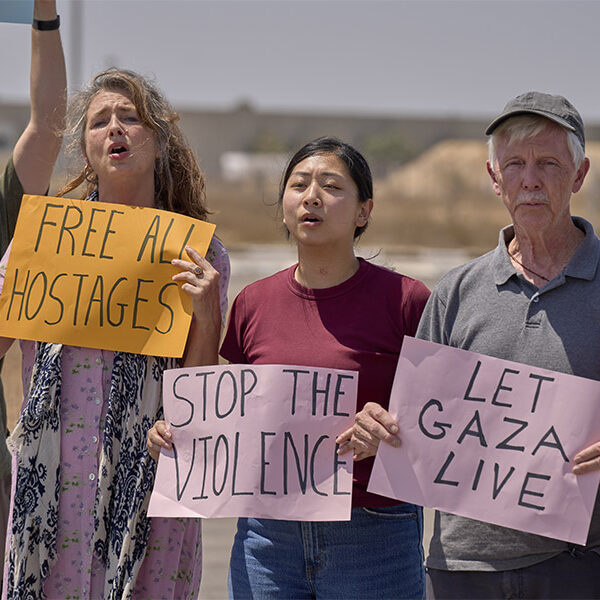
[228,504,425,599]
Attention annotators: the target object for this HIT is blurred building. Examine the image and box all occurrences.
[2,100,600,181]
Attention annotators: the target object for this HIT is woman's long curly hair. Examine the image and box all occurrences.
[57,68,209,221]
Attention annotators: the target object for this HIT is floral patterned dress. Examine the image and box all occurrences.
[1,237,230,600]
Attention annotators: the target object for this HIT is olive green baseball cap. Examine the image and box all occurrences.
[486,91,585,150]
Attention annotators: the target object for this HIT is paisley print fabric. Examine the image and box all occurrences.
[6,347,177,600]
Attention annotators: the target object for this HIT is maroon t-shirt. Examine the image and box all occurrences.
[220,258,430,507]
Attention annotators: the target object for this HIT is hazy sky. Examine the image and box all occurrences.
[2,0,600,122]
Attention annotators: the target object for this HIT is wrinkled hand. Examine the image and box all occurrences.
[147,420,172,461]
[335,402,401,461]
[573,441,600,475]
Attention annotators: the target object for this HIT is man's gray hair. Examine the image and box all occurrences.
[488,114,585,171]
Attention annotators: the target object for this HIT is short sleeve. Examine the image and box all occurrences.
[220,290,249,365]
[402,279,431,337]
[415,288,448,345]
[205,236,230,326]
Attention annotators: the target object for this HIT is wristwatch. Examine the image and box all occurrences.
[32,15,60,31]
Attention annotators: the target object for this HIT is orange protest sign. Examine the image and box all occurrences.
[0,195,215,357]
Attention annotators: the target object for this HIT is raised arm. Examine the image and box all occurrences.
[12,0,67,195]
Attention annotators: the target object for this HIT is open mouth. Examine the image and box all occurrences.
[302,214,322,223]
[109,144,129,157]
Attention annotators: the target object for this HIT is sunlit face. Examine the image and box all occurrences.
[84,90,158,188]
[282,153,372,248]
[487,122,589,231]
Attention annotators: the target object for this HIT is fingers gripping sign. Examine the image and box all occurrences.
[171,245,221,321]
[573,441,600,475]
[147,420,173,461]
[336,402,401,461]
[171,245,222,366]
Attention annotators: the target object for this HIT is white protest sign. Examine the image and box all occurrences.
[369,337,600,544]
[148,364,357,521]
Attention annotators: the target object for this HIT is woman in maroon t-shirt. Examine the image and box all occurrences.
[148,137,429,599]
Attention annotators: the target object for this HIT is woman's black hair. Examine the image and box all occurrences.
[278,136,373,239]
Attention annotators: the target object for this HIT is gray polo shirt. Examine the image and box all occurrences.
[417,216,600,571]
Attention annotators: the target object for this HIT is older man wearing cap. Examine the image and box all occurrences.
[414,91,600,598]
[341,91,600,598]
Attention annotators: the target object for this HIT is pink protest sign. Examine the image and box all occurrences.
[368,337,600,544]
[148,364,357,520]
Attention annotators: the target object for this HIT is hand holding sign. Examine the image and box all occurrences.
[147,420,172,460]
[368,337,600,544]
[574,442,600,475]
[148,363,358,521]
[0,195,215,357]
[336,402,401,461]
[172,246,222,366]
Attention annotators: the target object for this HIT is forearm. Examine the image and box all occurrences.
[14,0,67,193]
[181,317,221,368]
[31,0,66,134]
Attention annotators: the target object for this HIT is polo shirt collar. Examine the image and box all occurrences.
[491,217,600,286]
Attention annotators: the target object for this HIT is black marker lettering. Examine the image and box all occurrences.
[463,360,486,402]
[518,472,550,511]
[457,410,488,447]
[45,273,67,325]
[528,373,555,414]
[212,434,229,496]
[496,417,528,452]
[283,432,308,494]
[6,268,29,320]
[282,368,310,416]
[532,426,569,462]
[260,432,276,495]
[170,373,194,427]
[106,277,127,327]
[155,282,177,334]
[82,206,106,257]
[231,432,253,496]
[99,209,124,259]
[56,205,83,255]
[491,368,519,408]
[310,435,329,496]
[418,399,452,440]
[137,215,160,263]
[333,374,353,417]
[34,203,61,252]
[132,278,152,330]
[492,463,515,499]
[433,451,459,486]
[24,272,47,320]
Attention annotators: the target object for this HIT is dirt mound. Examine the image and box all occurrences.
[363,139,600,251]
[380,139,491,203]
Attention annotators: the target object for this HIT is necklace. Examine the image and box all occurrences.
[508,251,550,282]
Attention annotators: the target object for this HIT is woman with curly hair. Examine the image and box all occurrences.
[0,69,229,600]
